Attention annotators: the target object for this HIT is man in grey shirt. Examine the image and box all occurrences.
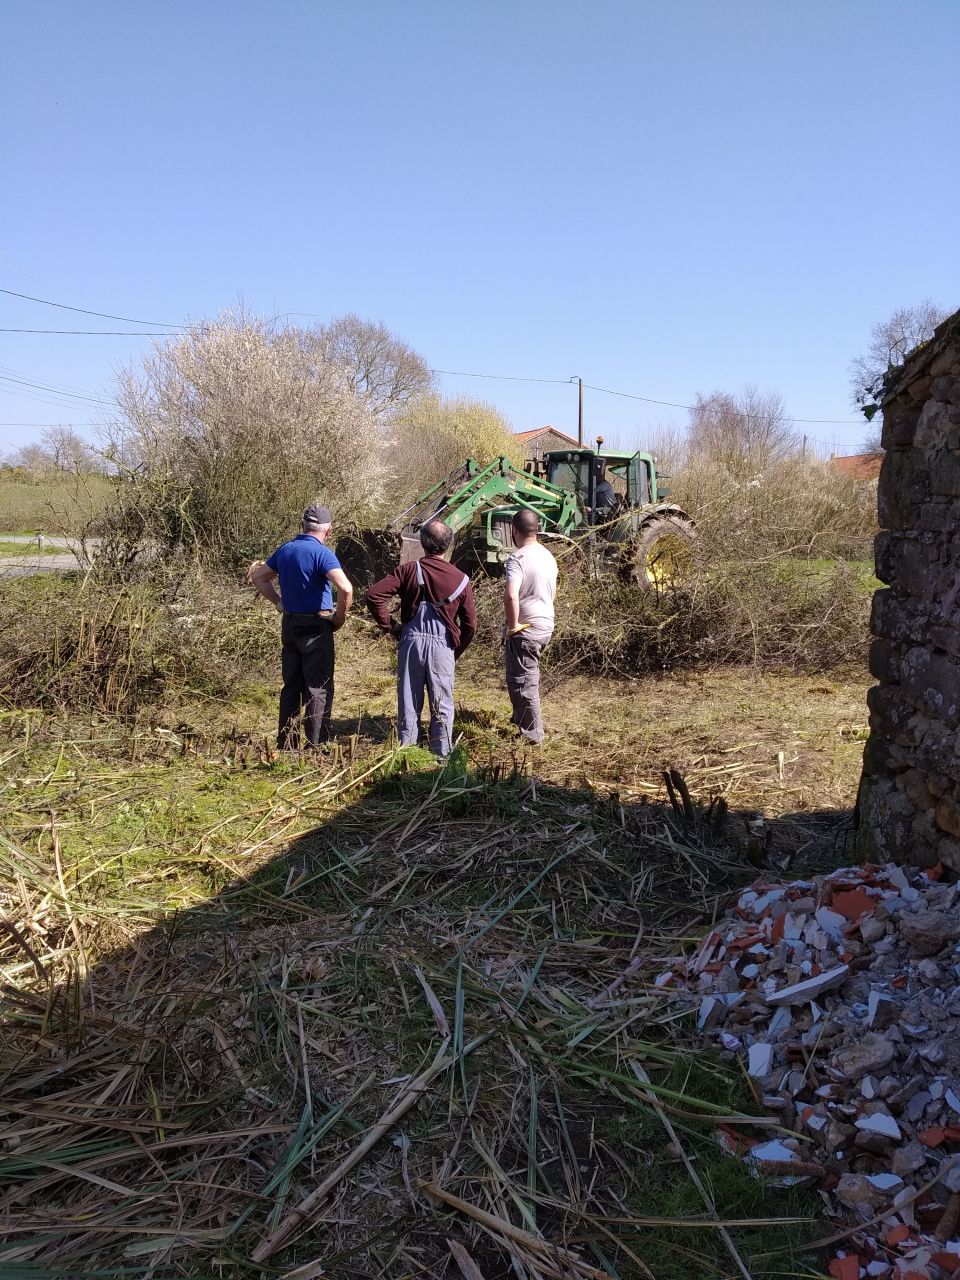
[503,509,558,745]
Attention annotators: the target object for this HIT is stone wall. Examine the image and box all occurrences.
[858,310,960,869]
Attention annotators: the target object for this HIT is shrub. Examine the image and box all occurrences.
[0,569,277,717]
[471,541,870,676]
[670,455,876,560]
[387,393,520,508]
[101,312,382,571]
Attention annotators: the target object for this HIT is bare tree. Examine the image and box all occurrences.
[687,386,796,477]
[314,314,433,417]
[41,426,97,473]
[639,424,688,477]
[850,299,949,418]
[10,442,53,475]
[102,310,382,568]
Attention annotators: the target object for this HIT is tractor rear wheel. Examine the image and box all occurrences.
[629,515,698,590]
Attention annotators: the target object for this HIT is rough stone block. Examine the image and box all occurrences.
[898,767,936,811]
[871,589,926,645]
[929,623,960,659]
[935,797,960,838]
[929,349,960,378]
[891,534,939,598]
[861,730,897,778]
[916,398,955,450]
[866,684,922,747]
[878,450,927,528]
[939,836,960,872]
[873,529,894,584]
[899,645,960,728]
[912,715,960,784]
[881,399,920,449]
[868,638,898,683]
[930,448,960,497]
[856,772,925,863]
[920,499,960,532]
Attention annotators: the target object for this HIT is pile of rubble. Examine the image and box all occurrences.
[660,861,960,1279]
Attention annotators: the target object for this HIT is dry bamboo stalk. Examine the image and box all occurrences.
[251,1039,454,1261]
[0,912,47,981]
[50,814,87,980]
[447,1238,488,1280]
[278,1257,327,1280]
[418,1182,611,1280]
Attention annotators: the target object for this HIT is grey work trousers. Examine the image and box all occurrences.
[397,604,456,757]
[279,612,335,748]
[505,630,550,744]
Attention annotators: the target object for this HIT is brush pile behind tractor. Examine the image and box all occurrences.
[336,444,696,592]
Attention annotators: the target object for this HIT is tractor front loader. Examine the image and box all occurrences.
[336,445,696,592]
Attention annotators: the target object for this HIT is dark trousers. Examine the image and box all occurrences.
[279,613,335,748]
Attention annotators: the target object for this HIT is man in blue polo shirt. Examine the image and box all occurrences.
[250,504,354,749]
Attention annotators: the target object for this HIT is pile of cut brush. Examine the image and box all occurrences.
[335,525,404,592]
[661,860,960,1279]
[0,744,827,1280]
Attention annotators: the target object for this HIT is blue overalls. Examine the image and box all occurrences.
[396,559,469,757]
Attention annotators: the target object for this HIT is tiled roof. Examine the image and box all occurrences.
[830,453,883,480]
[514,426,579,444]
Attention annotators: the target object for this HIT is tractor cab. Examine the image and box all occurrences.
[542,444,660,525]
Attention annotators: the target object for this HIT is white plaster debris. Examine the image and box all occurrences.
[765,965,849,1006]
[815,906,847,939]
[747,1042,774,1078]
[663,860,960,1277]
[856,1113,902,1140]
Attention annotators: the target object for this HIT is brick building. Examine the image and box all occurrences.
[514,426,580,461]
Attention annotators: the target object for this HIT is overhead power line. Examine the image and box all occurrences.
[582,382,859,426]
[0,327,176,335]
[0,372,112,405]
[430,367,572,386]
[432,366,860,427]
[0,286,180,328]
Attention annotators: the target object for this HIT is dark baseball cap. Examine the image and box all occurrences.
[303,504,332,526]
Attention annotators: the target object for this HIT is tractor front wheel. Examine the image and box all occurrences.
[629,515,698,591]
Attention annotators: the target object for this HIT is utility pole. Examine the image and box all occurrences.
[577,376,583,446]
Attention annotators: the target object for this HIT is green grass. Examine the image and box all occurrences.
[782,555,881,594]
[592,1055,824,1278]
[0,538,65,556]
[0,470,113,534]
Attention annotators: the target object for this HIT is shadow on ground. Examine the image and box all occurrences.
[0,752,852,1279]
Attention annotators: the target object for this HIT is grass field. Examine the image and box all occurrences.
[0,538,64,556]
[0,614,870,1278]
[0,470,114,533]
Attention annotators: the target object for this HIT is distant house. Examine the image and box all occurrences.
[514,426,580,461]
[829,453,883,481]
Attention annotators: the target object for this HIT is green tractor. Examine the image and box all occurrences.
[338,441,696,590]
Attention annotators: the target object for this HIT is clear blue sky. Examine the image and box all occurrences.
[2,0,958,457]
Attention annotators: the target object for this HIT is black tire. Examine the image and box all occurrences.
[629,515,698,590]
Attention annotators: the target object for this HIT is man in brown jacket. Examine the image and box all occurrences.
[366,520,476,757]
